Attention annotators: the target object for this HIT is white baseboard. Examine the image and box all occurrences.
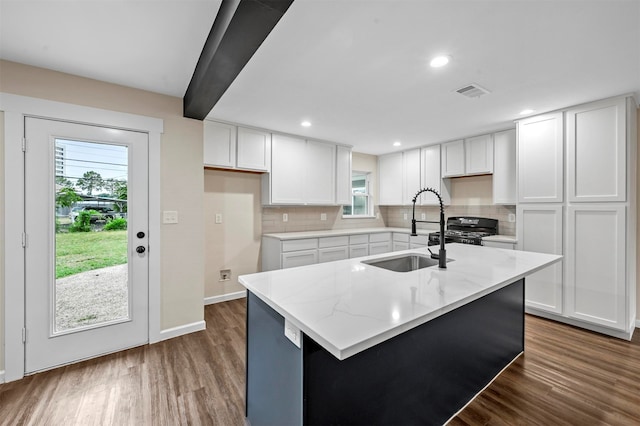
[0,370,5,384]
[158,320,206,342]
[204,290,247,306]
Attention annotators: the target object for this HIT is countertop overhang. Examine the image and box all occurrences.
[239,243,560,360]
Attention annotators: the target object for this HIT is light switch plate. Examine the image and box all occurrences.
[283,213,288,222]
[403,213,408,220]
[163,210,178,224]
[508,213,516,223]
[320,213,327,221]
[284,319,301,348]
[421,213,426,220]
[215,213,223,224]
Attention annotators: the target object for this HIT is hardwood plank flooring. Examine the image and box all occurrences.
[1,299,639,425]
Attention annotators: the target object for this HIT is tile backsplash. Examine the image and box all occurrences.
[262,204,516,236]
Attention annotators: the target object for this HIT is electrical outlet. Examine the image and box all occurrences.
[163,210,178,224]
[284,319,301,348]
[215,213,222,224]
[421,213,426,220]
[283,213,288,222]
[320,213,327,221]
[403,213,408,221]
[219,269,231,281]
[508,213,516,223]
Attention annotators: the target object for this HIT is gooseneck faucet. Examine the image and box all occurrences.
[411,188,447,269]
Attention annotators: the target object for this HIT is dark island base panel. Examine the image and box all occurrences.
[246,279,525,426]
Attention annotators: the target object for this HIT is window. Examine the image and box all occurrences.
[343,171,373,217]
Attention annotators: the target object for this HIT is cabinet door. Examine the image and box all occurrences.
[237,127,270,171]
[203,120,236,168]
[318,247,349,263]
[565,205,626,330]
[306,140,336,204]
[369,241,392,255]
[517,204,563,314]
[566,98,626,202]
[403,149,421,205]
[281,250,318,269]
[336,145,352,205]
[517,113,564,203]
[421,145,443,205]
[493,129,516,204]
[465,134,493,175]
[378,152,404,205]
[441,140,465,177]
[271,134,306,204]
[393,242,409,251]
[349,244,369,258]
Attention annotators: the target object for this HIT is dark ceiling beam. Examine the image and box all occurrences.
[183,0,294,120]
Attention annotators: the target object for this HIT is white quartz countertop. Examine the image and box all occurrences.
[262,227,437,240]
[239,243,561,360]
[482,235,518,243]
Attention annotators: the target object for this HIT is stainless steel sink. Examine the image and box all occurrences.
[361,253,453,272]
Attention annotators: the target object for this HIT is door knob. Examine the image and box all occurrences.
[137,231,145,239]
[136,246,146,254]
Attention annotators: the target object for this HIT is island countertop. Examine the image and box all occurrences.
[239,243,561,360]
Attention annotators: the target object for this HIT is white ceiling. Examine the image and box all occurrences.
[1,0,639,155]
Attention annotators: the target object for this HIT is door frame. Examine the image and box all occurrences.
[1,93,163,382]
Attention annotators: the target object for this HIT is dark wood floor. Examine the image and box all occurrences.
[1,299,639,425]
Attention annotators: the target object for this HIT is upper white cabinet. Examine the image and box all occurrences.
[203,120,236,168]
[517,113,564,203]
[441,135,493,178]
[336,145,352,206]
[493,129,516,204]
[566,97,626,202]
[377,148,421,205]
[263,135,337,205]
[420,144,450,205]
[465,134,494,175]
[517,204,564,315]
[204,120,270,172]
[236,127,271,171]
[441,140,465,177]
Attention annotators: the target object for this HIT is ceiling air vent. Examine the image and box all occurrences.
[455,83,490,98]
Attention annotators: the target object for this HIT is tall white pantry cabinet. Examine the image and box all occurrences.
[516,96,637,339]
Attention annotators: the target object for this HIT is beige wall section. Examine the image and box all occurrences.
[0,60,204,336]
[204,169,262,298]
[450,175,493,206]
[0,111,5,371]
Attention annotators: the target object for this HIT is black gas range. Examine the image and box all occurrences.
[427,217,498,246]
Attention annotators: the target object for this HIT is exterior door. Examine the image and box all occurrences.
[24,117,149,373]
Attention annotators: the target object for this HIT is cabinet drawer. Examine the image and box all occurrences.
[318,247,349,263]
[409,235,428,246]
[393,242,409,251]
[349,234,369,245]
[369,241,392,255]
[393,233,409,242]
[282,238,318,252]
[319,236,349,248]
[281,250,318,269]
[369,232,391,243]
[349,244,369,258]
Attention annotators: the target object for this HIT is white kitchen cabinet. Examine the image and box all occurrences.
[318,247,349,263]
[378,152,404,205]
[517,113,564,203]
[282,250,318,269]
[236,127,271,171]
[420,144,450,205]
[369,232,392,255]
[403,149,421,204]
[566,97,626,202]
[517,204,563,314]
[441,140,465,177]
[492,129,516,204]
[264,135,336,205]
[465,134,493,175]
[306,140,336,204]
[336,145,352,205]
[565,205,627,330]
[393,242,409,251]
[203,120,236,168]
[349,244,369,258]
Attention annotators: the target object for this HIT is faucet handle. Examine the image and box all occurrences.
[428,248,439,259]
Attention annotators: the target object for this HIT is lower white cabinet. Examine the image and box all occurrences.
[319,247,349,263]
[349,244,369,258]
[369,242,392,255]
[282,250,318,269]
[517,204,564,314]
[393,242,409,251]
[565,205,627,329]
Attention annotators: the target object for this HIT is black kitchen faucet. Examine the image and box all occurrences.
[411,188,447,268]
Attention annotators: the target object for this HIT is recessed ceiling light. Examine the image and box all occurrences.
[301,121,311,127]
[393,141,401,147]
[519,109,535,115]
[430,55,450,68]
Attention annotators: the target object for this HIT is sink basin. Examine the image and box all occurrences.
[361,253,453,272]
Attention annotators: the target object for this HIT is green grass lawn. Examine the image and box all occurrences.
[56,230,127,279]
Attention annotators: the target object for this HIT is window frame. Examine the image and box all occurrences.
[342,170,375,219]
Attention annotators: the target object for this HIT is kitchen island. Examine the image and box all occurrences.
[239,243,561,425]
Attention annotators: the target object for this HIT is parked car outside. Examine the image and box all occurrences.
[69,206,119,223]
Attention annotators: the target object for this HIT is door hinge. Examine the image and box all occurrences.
[22,232,27,248]
[22,328,27,343]
[22,137,27,152]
